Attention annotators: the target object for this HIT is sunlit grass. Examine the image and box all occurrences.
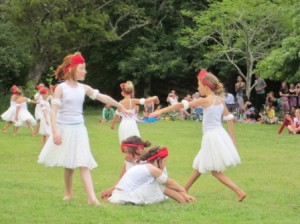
[0,113,299,224]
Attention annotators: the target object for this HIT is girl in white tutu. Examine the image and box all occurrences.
[108,146,195,205]
[38,87,52,147]
[33,83,45,134]
[150,69,246,202]
[13,90,37,136]
[38,52,129,206]
[111,81,160,143]
[101,135,152,200]
[1,85,20,133]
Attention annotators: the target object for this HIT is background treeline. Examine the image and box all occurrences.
[0,0,299,107]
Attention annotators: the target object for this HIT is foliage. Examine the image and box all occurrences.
[257,3,300,82]
[179,0,294,98]
[1,0,149,84]
[0,17,32,89]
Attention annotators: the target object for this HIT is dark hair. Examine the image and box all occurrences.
[121,136,151,156]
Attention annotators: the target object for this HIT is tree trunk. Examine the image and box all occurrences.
[143,74,151,97]
[27,59,49,85]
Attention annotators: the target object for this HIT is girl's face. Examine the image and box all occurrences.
[123,147,141,162]
[74,64,87,81]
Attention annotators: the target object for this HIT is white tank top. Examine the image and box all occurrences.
[116,164,155,191]
[202,96,224,133]
[57,82,85,124]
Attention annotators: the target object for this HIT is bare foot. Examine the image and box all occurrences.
[88,199,101,206]
[237,192,246,202]
[63,194,72,201]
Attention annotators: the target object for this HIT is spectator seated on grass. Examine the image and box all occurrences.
[262,105,278,124]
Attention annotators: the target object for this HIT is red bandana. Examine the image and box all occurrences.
[197,69,215,90]
[39,88,49,95]
[64,53,85,73]
[120,143,145,153]
[146,147,169,162]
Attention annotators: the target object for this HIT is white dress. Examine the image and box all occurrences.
[193,97,241,173]
[109,163,166,205]
[38,99,51,136]
[14,101,37,127]
[38,82,97,170]
[1,100,16,122]
[117,99,140,143]
[34,92,43,121]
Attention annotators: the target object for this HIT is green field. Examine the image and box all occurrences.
[0,113,299,224]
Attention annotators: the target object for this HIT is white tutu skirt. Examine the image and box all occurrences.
[38,123,97,170]
[118,119,140,143]
[39,116,51,136]
[34,104,42,120]
[109,182,166,205]
[14,110,37,127]
[193,127,241,173]
[1,106,16,122]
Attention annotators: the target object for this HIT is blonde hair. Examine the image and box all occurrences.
[122,81,135,97]
[54,52,81,81]
[202,72,224,96]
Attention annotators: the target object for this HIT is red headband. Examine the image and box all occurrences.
[146,147,169,162]
[197,69,215,90]
[11,85,19,94]
[39,88,49,95]
[64,53,85,73]
[120,143,145,153]
[120,83,132,95]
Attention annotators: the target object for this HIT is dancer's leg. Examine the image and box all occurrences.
[184,169,201,192]
[80,167,100,206]
[63,168,74,200]
[211,171,246,202]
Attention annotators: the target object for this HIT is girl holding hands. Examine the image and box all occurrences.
[150,69,246,202]
[38,52,129,206]
[111,81,160,143]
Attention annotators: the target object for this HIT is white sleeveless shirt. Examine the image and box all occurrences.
[57,82,85,124]
[202,97,224,133]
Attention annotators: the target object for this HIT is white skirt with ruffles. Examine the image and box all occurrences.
[193,127,241,173]
[38,123,97,170]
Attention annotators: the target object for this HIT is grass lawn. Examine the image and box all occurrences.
[0,112,299,224]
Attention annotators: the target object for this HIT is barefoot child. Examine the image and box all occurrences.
[38,52,129,206]
[108,147,195,204]
[150,69,246,202]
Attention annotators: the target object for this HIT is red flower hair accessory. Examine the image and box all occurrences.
[120,83,132,95]
[146,147,169,162]
[120,143,145,153]
[39,88,49,95]
[64,53,85,73]
[197,69,215,90]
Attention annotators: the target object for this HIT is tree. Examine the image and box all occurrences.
[109,0,206,97]
[0,7,31,89]
[180,0,293,98]
[258,3,300,82]
[2,0,149,84]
